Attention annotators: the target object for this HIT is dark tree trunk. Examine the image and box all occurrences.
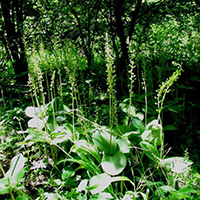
[0,0,28,85]
[128,0,143,39]
[114,0,129,97]
[113,0,143,97]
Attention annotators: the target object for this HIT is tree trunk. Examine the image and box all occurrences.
[1,0,28,84]
[114,0,129,97]
[128,0,143,39]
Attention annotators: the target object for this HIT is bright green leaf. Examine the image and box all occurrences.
[46,116,59,132]
[56,116,65,122]
[160,185,176,193]
[116,138,130,154]
[92,129,118,155]
[76,179,88,193]
[50,132,70,144]
[44,193,59,200]
[25,128,49,143]
[129,119,145,133]
[136,113,144,121]
[159,157,193,173]
[178,186,197,194]
[0,178,9,194]
[13,168,25,185]
[25,106,39,118]
[62,168,75,180]
[16,195,29,200]
[28,116,48,129]
[144,119,162,146]
[89,173,112,195]
[101,151,127,175]
[5,154,26,185]
[141,130,153,141]
[25,105,46,118]
[97,192,113,199]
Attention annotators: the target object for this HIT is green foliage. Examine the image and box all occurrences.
[0,154,28,199]
[1,1,200,199]
[4,60,196,199]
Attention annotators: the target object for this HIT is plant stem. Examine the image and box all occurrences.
[143,69,148,125]
[10,190,15,200]
[0,162,5,176]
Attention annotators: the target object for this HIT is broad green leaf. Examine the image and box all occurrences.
[119,102,136,115]
[56,116,65,122]
[5,154,26,185]
[176,193,190,199]
[101,151,127,175]
[160,185,190,199]
[12,168,25,185]
[6,154,25,178]
[25,105,46,118]
[119,102,144,120]
[25,106,39,118]
[46,116,59,132]
[159,157,193,173]
[73,139,88,149]
[25,128,49,143]
[61,168,75,180]
[137,192,148,200]
[123,131,142,145]
[141,130,153,141]
[51,179,62,186]
[92,130,118,155]
[178,186,197,194]
[76,179,88,193]
[116,138,130,154]
[0,178,9,194]
[97,192,113,199]
[16,195,29,200]
[73,140,101,163]
[146,120,161,130]
[50,131,71,145]
[51,126,73,143]
[28,116,48,129]
[135,113,144,121]
[50,135,69,144]
[89,173,112,195]
[114,123,142,145]
[129,118,145,133]
[144,119,162,146]
[122,193,134,200]
[44,193,59,200]
[160,185,176,193]
[115,118,145,134]
[64,105,71,113]
[114,125,129,135]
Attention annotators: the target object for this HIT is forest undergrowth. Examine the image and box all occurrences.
[0,37,200,200]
